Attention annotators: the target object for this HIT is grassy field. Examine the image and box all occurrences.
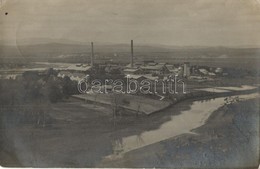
[1,97,169,167]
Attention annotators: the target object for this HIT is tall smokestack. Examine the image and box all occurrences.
[131,40,134,68]
[91,42,94,67]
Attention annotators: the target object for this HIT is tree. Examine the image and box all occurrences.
[61,76,78,98]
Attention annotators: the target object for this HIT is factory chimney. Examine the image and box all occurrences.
[91,42,94,67]
[131,40,134,68]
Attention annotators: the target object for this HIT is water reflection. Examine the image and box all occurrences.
[195,85,257,93]
[216,85,257,91]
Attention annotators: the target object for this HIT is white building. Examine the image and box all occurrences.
[183,62,190,77]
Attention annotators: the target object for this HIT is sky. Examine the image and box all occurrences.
[1,0,260,46]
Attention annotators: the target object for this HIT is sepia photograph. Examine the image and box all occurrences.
[0,0,259,168]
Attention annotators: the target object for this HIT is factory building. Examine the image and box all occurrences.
[183,62,190,78]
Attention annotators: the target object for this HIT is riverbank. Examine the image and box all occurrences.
[99,98,259,168]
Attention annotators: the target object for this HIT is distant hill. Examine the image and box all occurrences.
[1,42,260,57]
[0,40,259,69]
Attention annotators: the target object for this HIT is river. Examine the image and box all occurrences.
[105,92,259,160]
